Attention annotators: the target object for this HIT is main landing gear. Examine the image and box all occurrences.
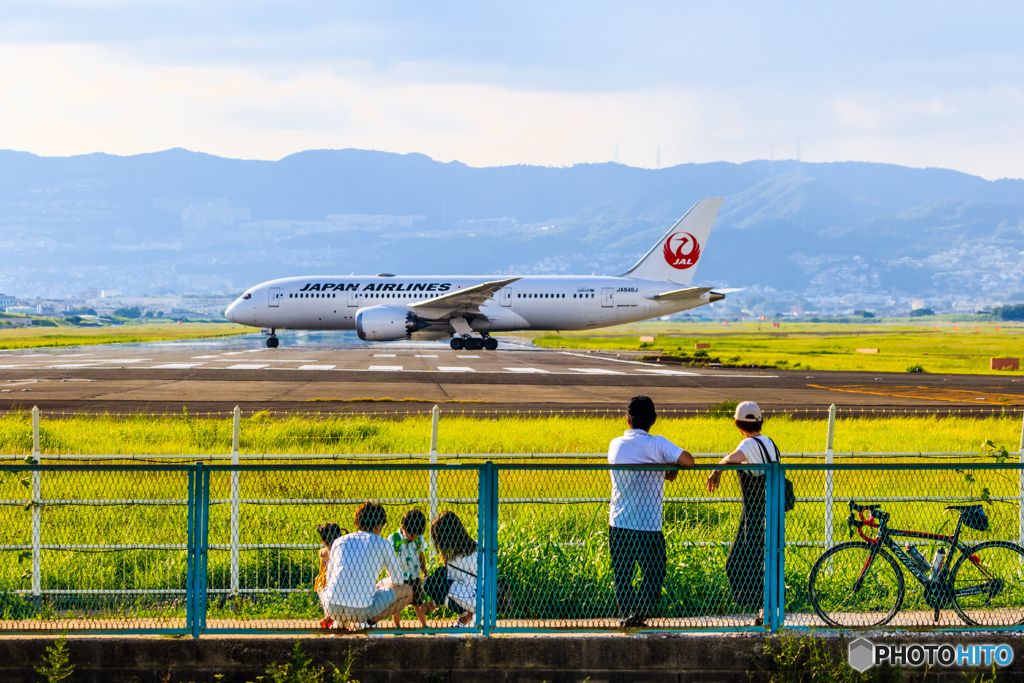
[265,330,280,348]
[450,336,498,351]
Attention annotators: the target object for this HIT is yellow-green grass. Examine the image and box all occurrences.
[534,327,1024,375]
[0,320,251,350]
[0,411,1020,457]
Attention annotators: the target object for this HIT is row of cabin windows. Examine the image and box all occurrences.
[288,291,595,300]
[289,292,435,299]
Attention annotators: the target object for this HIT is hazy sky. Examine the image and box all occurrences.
[2,1,1023,178]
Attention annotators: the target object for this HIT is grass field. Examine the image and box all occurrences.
[533,323,1024,375]
[0,320,251,350]
[1,412,1022,630]
[1,411,1021,457]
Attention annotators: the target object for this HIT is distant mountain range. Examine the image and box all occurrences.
[1,148,1023,309]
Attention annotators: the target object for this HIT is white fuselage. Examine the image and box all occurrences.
[224,274,717,334]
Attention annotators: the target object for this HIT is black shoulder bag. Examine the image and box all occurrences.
[753,436,796,512]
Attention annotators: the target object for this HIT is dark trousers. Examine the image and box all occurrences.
[609,526,666,618]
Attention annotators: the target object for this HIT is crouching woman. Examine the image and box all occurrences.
[424,511,481,626]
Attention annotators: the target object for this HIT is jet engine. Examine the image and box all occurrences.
[355,306,430,341]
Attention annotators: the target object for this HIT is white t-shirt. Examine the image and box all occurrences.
[735,435,779,477]
[607,429,684,531]
[445,552,481,613]
[320,531,404,609]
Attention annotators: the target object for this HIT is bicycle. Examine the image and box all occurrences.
[807,500,1024,627]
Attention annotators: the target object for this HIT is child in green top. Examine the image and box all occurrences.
[389,509,429,628]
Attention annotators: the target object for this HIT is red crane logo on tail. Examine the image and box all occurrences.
[662,231,701,269]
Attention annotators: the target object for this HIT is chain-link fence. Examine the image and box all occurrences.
[2,461,1024,635]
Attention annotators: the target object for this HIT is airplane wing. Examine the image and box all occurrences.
[411,277,520,317]
[645,286,716,301]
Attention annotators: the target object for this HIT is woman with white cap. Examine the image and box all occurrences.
[704,400,781,625]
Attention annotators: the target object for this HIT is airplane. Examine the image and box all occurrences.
[225,197,732,350]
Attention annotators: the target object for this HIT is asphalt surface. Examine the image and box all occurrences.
[1,333,1022,415]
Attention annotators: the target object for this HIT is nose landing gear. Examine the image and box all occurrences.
[265,329,280,348]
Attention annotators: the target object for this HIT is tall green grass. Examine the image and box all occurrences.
[1,411,1019,457]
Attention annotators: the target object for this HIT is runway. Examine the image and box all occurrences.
[1,333,1022,415]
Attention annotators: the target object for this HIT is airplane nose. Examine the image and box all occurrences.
[225,302,238,323]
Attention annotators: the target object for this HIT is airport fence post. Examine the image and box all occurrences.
[186,465,196,636]
[486,461,498,634]
[477,461,492,636]
[230,406,241,596]
[31,406,42,603]
[429,405,440,546]
[824,404,836,548]
[1018,411,1024,546]
[192,462,210,638]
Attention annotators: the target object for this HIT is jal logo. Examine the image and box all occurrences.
[662,231,701,269]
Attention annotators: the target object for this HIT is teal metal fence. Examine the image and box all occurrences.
[1,461,1022,636]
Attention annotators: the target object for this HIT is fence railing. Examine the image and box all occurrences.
[2,460,1024,635]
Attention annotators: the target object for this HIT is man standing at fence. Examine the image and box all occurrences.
[607,396,694,628]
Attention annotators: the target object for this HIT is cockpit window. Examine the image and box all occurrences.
[242,293,252,300]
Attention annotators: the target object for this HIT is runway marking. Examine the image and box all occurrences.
[368,365,403,371]
[221,350,263,356]
[415,355,438,358]
[0,365,26,369]
[226,364,270,370]
[81,359,148,363]
[436,366,475,372]
[457,355,481,358]
[637,368,700,376]
[504,367,550,373]
[192,355,220,359]
[298,365,336,370]
[807,384,1024,405]
[46,364,103,368]
[570,368,625,375]
[373,354,396,357]
[149,363,203,369]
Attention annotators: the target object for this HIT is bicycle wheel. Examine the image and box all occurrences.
[808,542,905,627]
[951,541,1024,626]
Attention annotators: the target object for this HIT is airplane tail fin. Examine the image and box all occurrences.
[620,197,724,285]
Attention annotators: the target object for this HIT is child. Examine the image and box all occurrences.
[314,522,344,628]
[424,511,480,626]
[389,509,430,628]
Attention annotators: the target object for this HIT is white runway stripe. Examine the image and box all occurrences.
[436,366,475,372]
[368,365,403,371]
[504,367,549,373]
[570,368,625,375]
[373,354,396,357]
[415,355,438,358]
[457,355,480,358]
[226,364,269,370]
[298,365,336,370]
[637,368,699,376]
[150,363,203,369]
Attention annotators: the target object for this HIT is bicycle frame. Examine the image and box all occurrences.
[851,507,998,602]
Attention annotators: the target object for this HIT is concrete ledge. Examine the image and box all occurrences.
[1,634,1022,683]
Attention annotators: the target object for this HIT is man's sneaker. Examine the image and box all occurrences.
[620,613,647,628]
[319,617,334,629]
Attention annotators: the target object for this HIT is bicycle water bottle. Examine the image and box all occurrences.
[929,547,946,580]
[906,544,928,573]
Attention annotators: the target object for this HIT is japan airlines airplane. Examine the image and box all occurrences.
[225,197,730,350]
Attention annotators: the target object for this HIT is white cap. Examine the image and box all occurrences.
[733,401,763,421]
